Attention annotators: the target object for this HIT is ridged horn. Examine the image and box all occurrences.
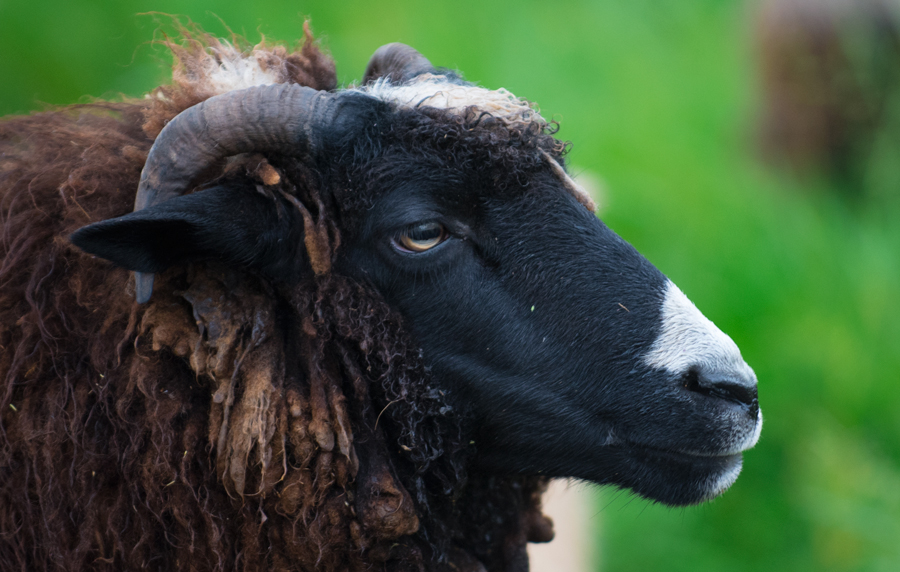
[362,43,436,84]
[132,83,340,303]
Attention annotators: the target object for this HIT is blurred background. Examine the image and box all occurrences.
[2,0,899,570]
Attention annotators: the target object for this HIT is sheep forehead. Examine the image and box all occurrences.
[360,74,545,128]
[360,75,597,211]
[175,48,596,211]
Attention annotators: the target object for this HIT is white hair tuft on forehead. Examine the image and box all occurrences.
[361,73,546,128]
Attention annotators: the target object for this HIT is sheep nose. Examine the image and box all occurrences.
[681,366,759,418]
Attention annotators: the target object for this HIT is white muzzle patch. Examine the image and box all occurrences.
[644,281,756,383]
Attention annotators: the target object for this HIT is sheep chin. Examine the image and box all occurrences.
[698,454,744,502]
[614,444,746,506]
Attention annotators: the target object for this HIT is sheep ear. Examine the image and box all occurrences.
[70,182,308,285]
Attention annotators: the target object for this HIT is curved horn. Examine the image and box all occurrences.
[135,83,336,211]
[362,43,435,85]
[132,83,340,302]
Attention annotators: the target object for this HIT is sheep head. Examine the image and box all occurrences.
[71,42,761,512]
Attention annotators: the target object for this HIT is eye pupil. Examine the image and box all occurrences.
[397,222,446,252]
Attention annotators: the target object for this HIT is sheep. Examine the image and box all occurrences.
[0,24,761,572]
[755,0,900,187]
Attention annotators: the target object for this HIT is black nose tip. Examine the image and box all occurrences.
[681,366,759,417]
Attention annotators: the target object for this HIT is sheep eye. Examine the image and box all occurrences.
[395,222,446,253]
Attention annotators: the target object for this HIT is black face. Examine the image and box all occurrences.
[336,165,758,505]
[71,107,760,507]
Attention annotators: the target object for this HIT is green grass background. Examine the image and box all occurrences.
[2,1,899,570]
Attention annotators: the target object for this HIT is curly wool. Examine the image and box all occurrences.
[0,24,553,572]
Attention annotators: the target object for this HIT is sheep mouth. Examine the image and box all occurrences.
[630,443,743,462]
[618,443,744,505]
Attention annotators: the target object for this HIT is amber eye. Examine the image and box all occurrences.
[395,222,446,252]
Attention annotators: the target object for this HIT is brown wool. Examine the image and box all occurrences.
[0,22,551,572]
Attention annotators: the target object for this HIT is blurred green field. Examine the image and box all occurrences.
[2,1,899,570]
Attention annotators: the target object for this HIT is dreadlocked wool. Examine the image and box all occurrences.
[0,23,553,572]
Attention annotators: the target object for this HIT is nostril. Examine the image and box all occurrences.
[681,367,759,415]
[681,367,702,393]
[707,381,758,409]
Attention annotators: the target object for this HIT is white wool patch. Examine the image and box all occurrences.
[202,47,280,95]
[644,281,756,382]
[362,74,545,127]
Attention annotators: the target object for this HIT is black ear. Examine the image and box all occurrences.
[71,181,308,286]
